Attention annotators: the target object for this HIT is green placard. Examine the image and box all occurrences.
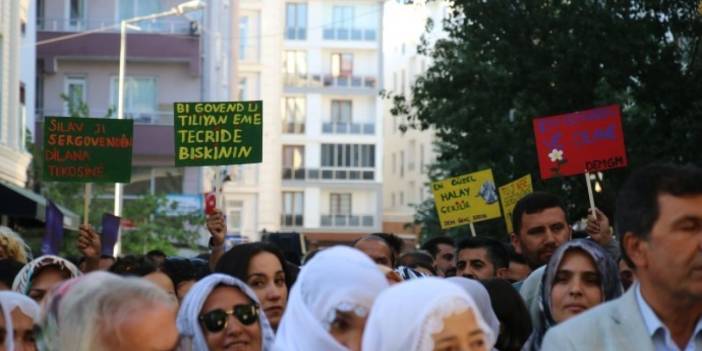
[43,117,133,183]
[174,101,263,167]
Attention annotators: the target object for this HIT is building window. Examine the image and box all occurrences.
[391,193,396,207]
[239,16,249,60]
[321,144,375,168]
[69,0,85,29]
[399,151,405,177]
[282,97,305,133]
[332,6,354,32]
[283,50,307,79]
[65,76,86,115]
[399,192,404,206]
[331,100,352,123]
[331,53,353,77]
[282,192,304,226]
[420,143,425,173]
[238,78,247,100]
[330,193,352,215]
[282,145,305,179]
[110,76,156,120]
[118,0,160,22]
[285,3,307,40]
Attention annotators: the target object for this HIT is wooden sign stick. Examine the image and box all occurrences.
[585,172,597,220]
[83,183,92,226]
[469,222,476,237]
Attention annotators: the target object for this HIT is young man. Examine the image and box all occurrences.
[455,237,509,280]
[542,163,702,350]
[420,236,456,277]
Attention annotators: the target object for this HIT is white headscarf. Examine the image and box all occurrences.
[273,246,389,351]
[0,291,40,350]
[177,273,275,351]
[447,277,501,341]
[12,255,81,295]
[362,277,496,351]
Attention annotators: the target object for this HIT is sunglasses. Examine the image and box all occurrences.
[199,303,260,333]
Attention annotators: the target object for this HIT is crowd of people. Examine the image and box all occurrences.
[0,162,699,351]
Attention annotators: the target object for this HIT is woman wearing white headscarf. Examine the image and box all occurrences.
[273,246,389,351]
[0,291,40,350]
[12,255,81,302]
[447,277,501,350]
[177,273,275,351]
[362,277,496,351]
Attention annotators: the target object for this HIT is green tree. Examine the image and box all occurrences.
[391,1,702,241]
[29,96,203,256]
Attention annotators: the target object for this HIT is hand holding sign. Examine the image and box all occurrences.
[78,224,101,259]
[585,208,612,246]
[206,209,226,248]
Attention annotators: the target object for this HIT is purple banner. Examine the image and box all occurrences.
[42,201,64,255]
[101,213,120,256]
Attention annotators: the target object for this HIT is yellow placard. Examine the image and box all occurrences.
[432,169,502,229]
[498,174,533,234]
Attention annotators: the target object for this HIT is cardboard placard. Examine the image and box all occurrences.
[432,169,502,229]
[174,101,263,166]
[498,174,533,234]
[43,117,133,183]
[533,105,627,179]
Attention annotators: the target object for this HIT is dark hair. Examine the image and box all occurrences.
[398,251,436,274]
[215,242,294,289]
[482,279,532,351]
[512,192,566,236]
[420,236,455,258]
[505,244,527,265]
[100,254,116,261]
[370,233,404,257]
[161,257,211,288]
[146,250,167,258]
[456,237,509,269]
[109,255,157,277]
[0,259,24,288]
[354,235,397,267]
[616,163,702,268]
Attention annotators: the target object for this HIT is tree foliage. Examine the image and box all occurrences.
[28,96,203,256]
[391,1,702,241]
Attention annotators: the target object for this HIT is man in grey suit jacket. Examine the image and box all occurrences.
[542,163,702,351]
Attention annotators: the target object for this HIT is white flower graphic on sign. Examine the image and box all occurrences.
[548,149,564,163]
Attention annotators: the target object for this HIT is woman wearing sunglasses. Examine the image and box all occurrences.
[177,273,275,351]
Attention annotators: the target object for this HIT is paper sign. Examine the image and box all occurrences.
[174,101,263,166]
[42,201,64,255]
[43,117,133,183]
[101,213,121,256]
[532,105,627,179]
[498,174,533,234]
[432,169,502,229]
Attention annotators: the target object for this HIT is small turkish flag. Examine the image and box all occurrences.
[204,192,217,215]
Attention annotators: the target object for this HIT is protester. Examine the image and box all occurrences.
[110,255,177,301]
[481,279,532,351]
[0,259,24,291]
[420,236,456,277]
[12,255,81,303]
[162,257,210,302]
[362,277,496,351]
[0,227,31,264]
[618,257,635,291]
[447,277,501,341]
[274,246,388,351]
[524,239,621,350]
[456,237,509,280]
[397,251,436,276]
[215,242,291,330]
[146,249,167,267]
[36,272,179,351]
[505,245,531,284]
[177,273,275,351]
[98,255,116,270]
[0,291,40,350]
[542,163,702,350]
[353,235,395,268]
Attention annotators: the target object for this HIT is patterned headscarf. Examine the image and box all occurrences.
[526,239,622,351]
[0,291,40,350]
[11,255,81,296]
[177,273,275,351]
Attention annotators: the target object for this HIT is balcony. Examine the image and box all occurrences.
[280,214,304,227]
[37,18,195,35]
[321,214,375,227]
[284,73,377,90]
[282,167,375,181]
[322,122,375,135]
[282,122,305,134]
[323,28,377,41]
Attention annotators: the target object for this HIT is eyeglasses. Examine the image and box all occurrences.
[199,303,260,333]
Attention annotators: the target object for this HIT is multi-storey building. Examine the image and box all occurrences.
[382,0,446,239]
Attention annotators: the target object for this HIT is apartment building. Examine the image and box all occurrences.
[382,0,446,238]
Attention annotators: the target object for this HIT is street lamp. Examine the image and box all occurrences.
[114,0,205,255]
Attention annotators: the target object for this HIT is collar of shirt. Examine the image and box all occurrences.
[636,285,702,351]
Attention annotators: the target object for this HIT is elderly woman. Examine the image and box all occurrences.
[12,255,81,303]
[0,226,31,264]
[0,291,40,350]
[362,277,496,351]
[524,239,622,351]
[36,271,179,351]
[177,273,275,351]
[273,246,388,351]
